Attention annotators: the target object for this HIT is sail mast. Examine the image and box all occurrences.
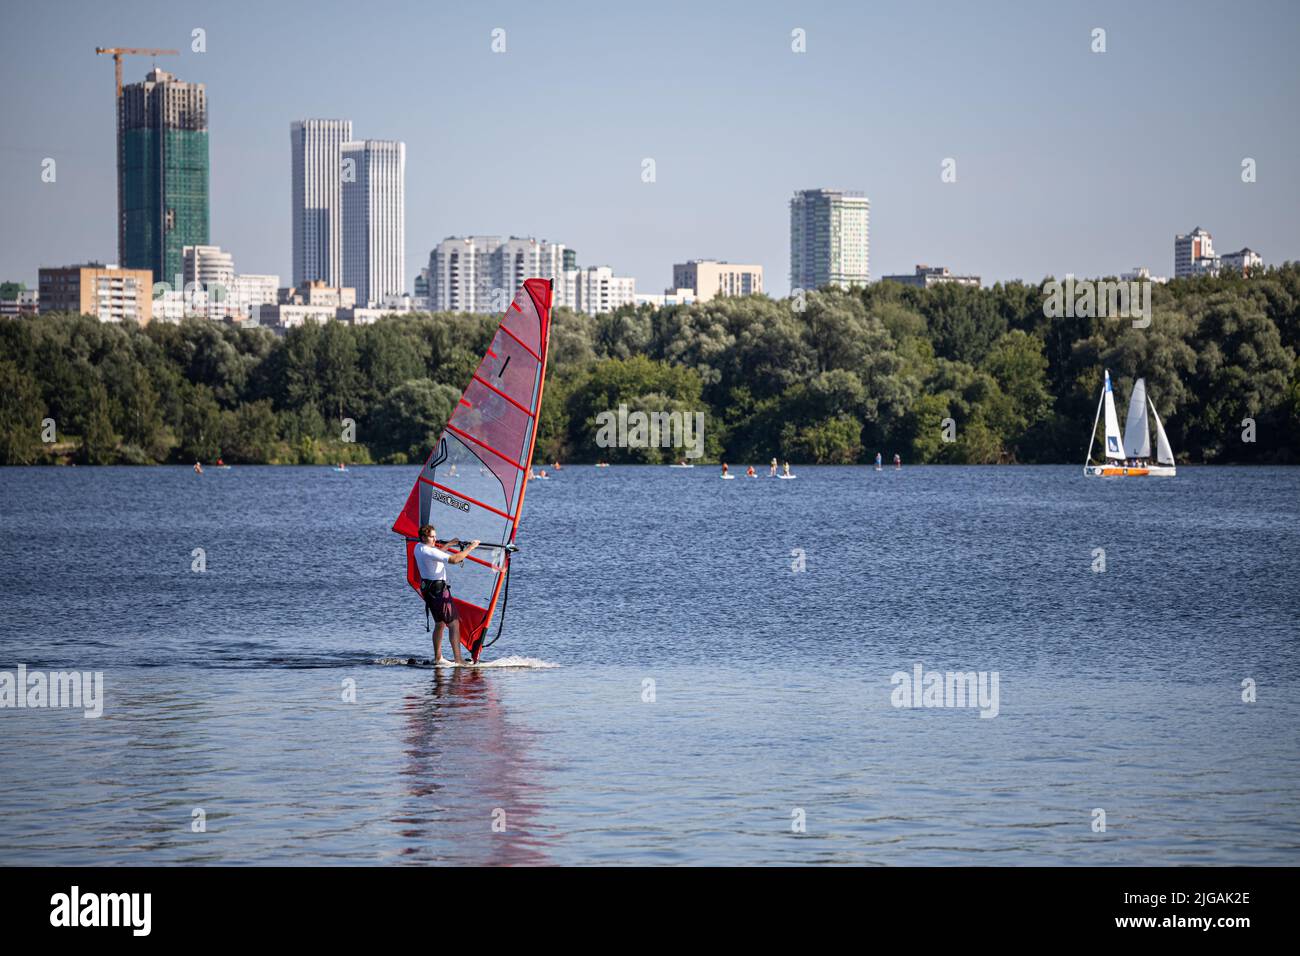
[1084,377,1105,473]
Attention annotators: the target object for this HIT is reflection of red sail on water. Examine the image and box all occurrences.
[391,279,553,661]
[396,670,551,864]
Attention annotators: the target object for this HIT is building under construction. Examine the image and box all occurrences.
[121,67,209,288]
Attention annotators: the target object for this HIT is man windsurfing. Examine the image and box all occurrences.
[414,524,481,665]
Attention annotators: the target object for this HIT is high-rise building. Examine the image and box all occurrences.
[121,68,209,288]
[881,264,980,288]
[789,188,870,291]
[38,264,153,324]
[1174,226,1217,278]
[291,119,353,287]
[672,260,763,303]
[427,236,570,312]
[341,139,405,307]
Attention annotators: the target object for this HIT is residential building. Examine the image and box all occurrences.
[278,281,356,309]
[570,265,635,315]
[672,260,763,302]
[182,244,235,292]
[1174,226,1219,278]
[121,69,209,289]
[881,264,981,288]
[427,236,570,313]
[635,289,696,309]
[291,119,353,287]
[1120,266,1169,284]
[790,188,870,291]
[0,288,39,317]
[38,264,153,324]
[1220,248,1263,274]
[341,139,405,307]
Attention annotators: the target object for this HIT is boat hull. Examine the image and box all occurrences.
[1085,464,1176,478]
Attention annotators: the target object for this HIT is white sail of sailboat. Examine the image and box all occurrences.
[1122,378,1150,459]
[1084,370,1177,477]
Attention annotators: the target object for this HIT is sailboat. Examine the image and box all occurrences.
[1083,370,1176,477]
[391,278,553,661]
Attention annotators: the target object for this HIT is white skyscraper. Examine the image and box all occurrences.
[291,119,353,287]
[789,188,870,292]
[341,140,406,307]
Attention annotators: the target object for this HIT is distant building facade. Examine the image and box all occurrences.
[121,69,209,289]
[570,265,635,315]
[341,139,405,307]
[1174,226,1218,278]
[790,188,870,291]
[0,287,39,317]
[635,289,696,309]
[182,244,235,291]
[1219,248,1263,274]
[881,264,980,288]
[427,236,570,313]
[39,264,153,324]
[672,260,763,302]
[291,119,353,287]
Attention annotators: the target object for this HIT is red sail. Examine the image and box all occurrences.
[392,278,552,660]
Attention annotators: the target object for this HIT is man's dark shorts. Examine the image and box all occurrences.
[420,579,458,624]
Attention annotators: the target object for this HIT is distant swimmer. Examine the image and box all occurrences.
[746,465,756,477]
[193,461,203,475]
[893,453,901,469]
[414,524,481,665]
[447,463,458,477]
[769,458,778,477]
[554,461,562,470]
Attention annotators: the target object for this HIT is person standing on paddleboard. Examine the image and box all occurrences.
[415,524,481,665]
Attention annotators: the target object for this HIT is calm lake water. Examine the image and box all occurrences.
[1,464,1297,865]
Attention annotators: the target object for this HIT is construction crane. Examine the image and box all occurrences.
[95,47,179,265]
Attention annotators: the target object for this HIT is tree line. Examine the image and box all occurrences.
[2,265,1298,466]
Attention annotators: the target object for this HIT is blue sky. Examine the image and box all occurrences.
[2,0,1298,296]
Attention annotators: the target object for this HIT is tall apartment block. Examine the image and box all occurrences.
[39,264,153,324]
[291,119,353,287]
[341,139,405,307]
[1174,226,1217,278]
[427,236,569,313]
[789,188,870,291]
[121,68,209,287]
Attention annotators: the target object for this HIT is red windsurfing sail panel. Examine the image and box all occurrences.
[392,278,552,660]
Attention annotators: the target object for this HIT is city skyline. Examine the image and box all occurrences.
[2,0,1299,299]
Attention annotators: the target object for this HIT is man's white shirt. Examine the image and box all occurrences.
[414,543,452,581]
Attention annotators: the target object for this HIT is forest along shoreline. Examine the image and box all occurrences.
[2,266,1297,467]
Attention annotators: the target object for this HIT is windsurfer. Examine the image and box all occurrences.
[415,524,481,664]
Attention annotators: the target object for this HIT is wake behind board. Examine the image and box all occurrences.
[372,656,558,669]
